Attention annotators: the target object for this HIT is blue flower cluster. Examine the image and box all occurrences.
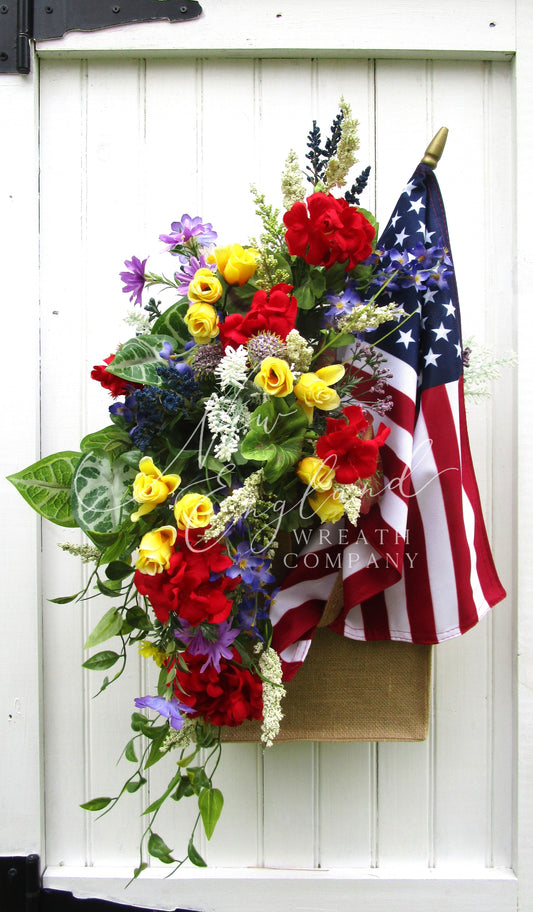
[110,363,201,452]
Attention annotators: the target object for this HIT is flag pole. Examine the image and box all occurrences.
[421,126,449,168]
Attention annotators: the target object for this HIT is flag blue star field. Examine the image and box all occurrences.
[271,163,506,681]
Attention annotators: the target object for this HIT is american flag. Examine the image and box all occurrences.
[271,162,506,681]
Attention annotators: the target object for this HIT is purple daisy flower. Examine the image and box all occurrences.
[134,694,191,731]
[176,619,239,673]
[174,253,215,294]
[159,214,218,251]
[120,255,147,306]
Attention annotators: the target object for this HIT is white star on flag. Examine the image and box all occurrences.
[432,322,452,341]
[397,329,415,348]
[424,348,441,367]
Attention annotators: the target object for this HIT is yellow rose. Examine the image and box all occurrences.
[297,456,335,492]
[174,492,214,530]
[184,301,219,344]
[213,243,258,286]
[135,526,177,575]
[308,489,345,523]
[187,268,223,305]
[254,357,294,397]
[293,363,346,421]
[131,456,181,522]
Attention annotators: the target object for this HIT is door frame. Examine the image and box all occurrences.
[1,1,531,908]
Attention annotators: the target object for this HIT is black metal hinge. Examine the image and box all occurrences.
[0,854,41,912]
[0,0,203,74]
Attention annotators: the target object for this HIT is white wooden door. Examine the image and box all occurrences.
[2,2,532,910]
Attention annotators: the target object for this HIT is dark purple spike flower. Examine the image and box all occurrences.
[120,255,147,306]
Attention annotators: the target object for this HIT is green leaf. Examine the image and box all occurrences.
[125,775,147,793]
[96,578,122,597]
[309,268,327,297]
[80,797,112,811]
[172,775,195,801]
[125,605,152,632]
[131,711,149,732]
[105,560,134,581]
[7,451,81,527]
[132,862,148,880]
[176,748,199,768]
[80,426,132,461]
[49,592,83,605]
[323,260,350,295]
[198,787,224,840]
[144,729,171,769]
[147,832,175,864]
[292,284,316,311]
[240,397,308,484]
[106,335,172,385]
[187,766,211,794]
[84,607,123,649]
[143,771,181,815]
[152,299,190,343]
[71,450,138,535]
[82,650,120,671]
[99,532,131,565]
[187,839,207,867]
[125,739,138,763]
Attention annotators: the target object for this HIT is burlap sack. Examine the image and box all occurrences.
[224,571,431,743]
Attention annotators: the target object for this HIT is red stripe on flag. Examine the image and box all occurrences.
[421,385,479,634]
[401,494,438,642]
[457,381,507,610]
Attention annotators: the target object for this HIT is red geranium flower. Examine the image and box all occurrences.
[171,649,263,727]
[316,405,390,484]
[218,283,297,352]
[217,313,249,351]
[91,353,139,398]
[134,533,238,625]
[283,192,375,270]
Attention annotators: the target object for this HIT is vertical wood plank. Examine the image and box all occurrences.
[0,63,43,857]
[39,59,89,866]
[515,1,533,908]
[263,743,317,867]
[318,743,374,867]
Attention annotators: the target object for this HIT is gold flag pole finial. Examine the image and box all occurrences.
[421,126,449,169]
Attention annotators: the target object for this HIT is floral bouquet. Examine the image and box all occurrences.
[8,101,453,875]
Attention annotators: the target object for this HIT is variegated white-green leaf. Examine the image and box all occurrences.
[152,300,190,344]
[106,335,173,385]
[7,451,81,527]
[71,450,139,534]
[80,426,132,461]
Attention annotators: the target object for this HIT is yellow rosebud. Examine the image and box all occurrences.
[308,489,345,523]
[184,301,219,344]
[187,267,223,305]
[297,456,335,492]
[293,363,346,421]
[213,243,258,286]
[174,492,214,530]
[131,456,181,522]
[135,526,177,575]
[254,356,294,397]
